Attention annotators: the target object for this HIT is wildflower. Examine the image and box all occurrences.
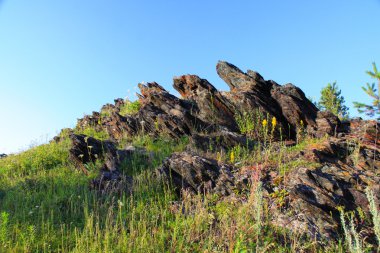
[216,152,222,162]
[230,151,235,163]
[262,119,268,128]
[118,200,124,207]
[154,120,159,130]
[272,117,277,129]
[78,154,84,159]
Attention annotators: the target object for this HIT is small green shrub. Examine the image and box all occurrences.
[119,100,141,116]
[74,126,109,141]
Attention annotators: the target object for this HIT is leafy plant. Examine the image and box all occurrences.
[74,126,109,141]
[365,188,380,249]
[119,100,141,116]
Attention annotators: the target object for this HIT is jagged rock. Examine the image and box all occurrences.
[63,61,380,246]
[157,152,239,196]
[273,161,380,242]
[69,134,117,167]
[216,61,271,92]
[217,61,318,139]
[102,112,139,141]
[73,61,324,142]
[271,83,319,136]
[307,111,340,138]
[173,75,238,132]
[190,130,254,153]
[69,133,136,194]
[137,82,211,138]
[347,118,380,146]
[267,132,380,244]
[76,112,102,131]
[217,61,288,136]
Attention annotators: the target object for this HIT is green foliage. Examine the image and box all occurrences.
[338,207,363,253]
[318,81,349,119]
[0,130,375,252]
[366,188,380,249]
[234,110,277,141]
[354,62,380,119]
[119,100,141,116]
[0,139,70,178]
[100,107,112,118]
[74,126,109,141]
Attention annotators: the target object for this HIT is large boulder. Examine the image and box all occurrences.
[157,152,240,196]
[68,134,133,194]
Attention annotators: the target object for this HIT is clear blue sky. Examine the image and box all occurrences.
[1,1,379,154]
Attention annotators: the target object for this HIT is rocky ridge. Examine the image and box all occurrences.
[64,61,379,246]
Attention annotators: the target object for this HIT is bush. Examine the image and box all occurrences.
[119,100,141,116]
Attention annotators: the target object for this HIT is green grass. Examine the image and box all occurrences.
[0,133,374,252]
[74,126,109,141]
[119,100,141,116]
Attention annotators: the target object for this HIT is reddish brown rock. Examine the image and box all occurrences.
[173,75,238,131]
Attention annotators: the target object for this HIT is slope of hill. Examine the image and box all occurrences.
[0,62,379,252]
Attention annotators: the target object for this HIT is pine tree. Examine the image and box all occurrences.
[353,62,380,119]
[318,82,349,120]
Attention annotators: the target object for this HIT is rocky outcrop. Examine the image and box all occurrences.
[73,61,324,143]
[189,130,254,153]
[0,154,7,159]
[157,152,246,196]
[63,61,379,246]
[173,75,238,132]
[68,133,133,194]
[157,118,380,245]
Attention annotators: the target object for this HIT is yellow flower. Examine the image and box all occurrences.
[272,117,277,129]
[230,151,235,163]
[262,119,268,128]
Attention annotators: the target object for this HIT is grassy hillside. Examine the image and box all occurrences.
[0,135,356,252]
[0,100,379,252]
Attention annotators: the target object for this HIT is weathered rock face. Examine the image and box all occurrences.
[157,121,380,245]
[73,61,323,142]
[307,111,341,138]
[69,134,117,167]
[68,134,133,194]
[216,61,319,139]
[266,123,380,244]
[103,113,139,141]
[189,130,254,153]
[157,152,242,196]
[63,61,380,246]
[173,75,238,132]
[271,83,318,135]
